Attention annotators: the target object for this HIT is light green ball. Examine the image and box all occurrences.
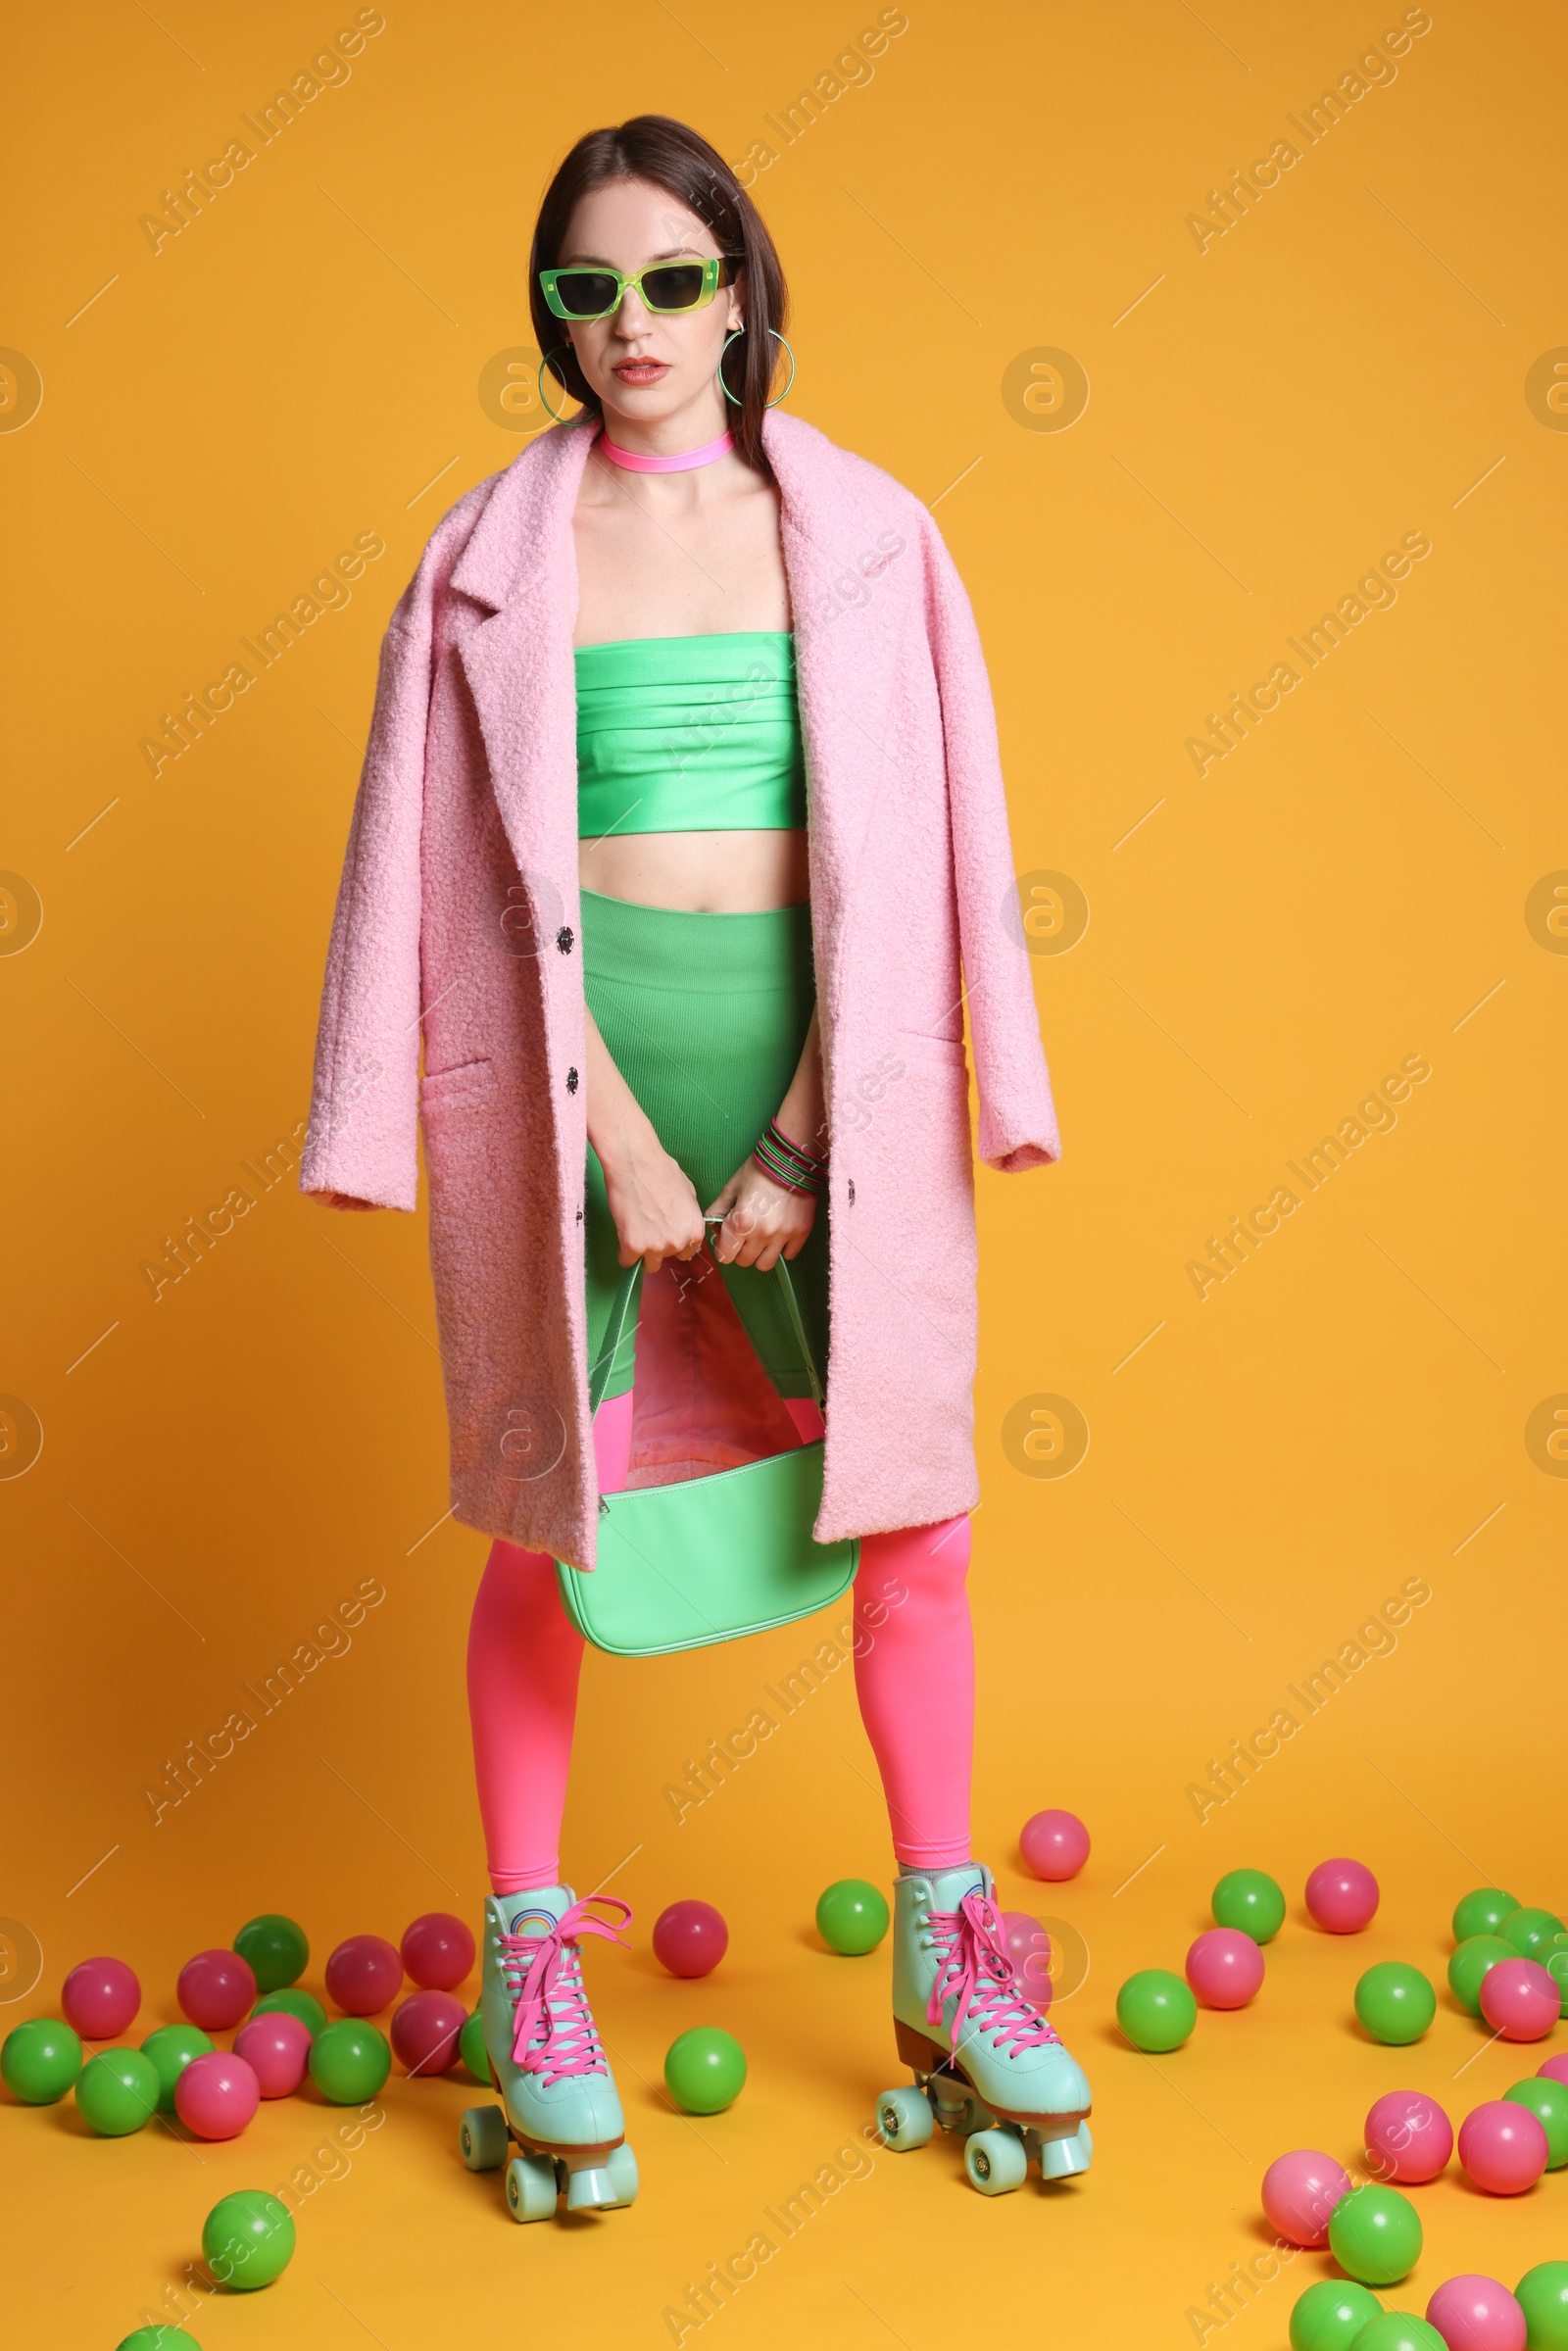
[1351,2316,1446,2351]
[74,2047,160,2135]
[139,2022,214,2113]
[1211,1868,1287,1942]
[1502,1906,1567,1964]
[1,2017,82,2104]
[1326,2182,1422,2286]
[251,1985,326,2037]
[1503,2076,1568,2168]
[1515,2261,1568,2351]
[1115,1968,1197,2052]
[459,2005,489,2083]
[308,2019,390,2105]
[1451,1886,1519,1942]
[664,2026,746,2114]
[117,2330,202,2350]
[1354,1961,1435,2045]
[1447,1934,1515,2016]
[1288,2278,1383,2350]
[201,2188,295,2290]
[814,1879,890,1955]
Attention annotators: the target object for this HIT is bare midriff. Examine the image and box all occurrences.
[577,828,808,913]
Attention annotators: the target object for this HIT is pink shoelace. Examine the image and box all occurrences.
[925,1886,1061,2059]
[502,1895,633,2083]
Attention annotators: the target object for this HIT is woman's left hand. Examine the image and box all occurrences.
[705,1157,816,1271]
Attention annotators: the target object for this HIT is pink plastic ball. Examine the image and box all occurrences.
[652,1901,729,1979]
[1538,2053,1568,2088]
[61,1956,140,2040]
[390,1989,466,2077]
[1305,1857,1380,1934]
[232,2012,311,2098]
[1425,2274,1527,2351]
[1260,2148,1352,2246]
[174,2049,260,2139]
[1457,2099,1548,2195]
[999,1911,1054,2005]
[400,1912,475,1992]
[1018,1810,1090,1882]
[176,1947,257,2033]
[1365,2090,1454,2183]
[1186,1928,1265,2009]
[1478,1957,1559,2042]
[324,1934,404,2016]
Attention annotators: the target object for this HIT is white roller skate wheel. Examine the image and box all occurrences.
[874,2085,935,2151]
[601,2141,640,2208]
[505,2150,559,2222]
[459,2105,509,2172]
[964,2127,1028,2195]
[1039,2119,1093,2180]
[565,2164,618,2212]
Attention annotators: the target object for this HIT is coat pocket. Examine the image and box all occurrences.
[420,1054,497,1113]
[895,1029,968,1073]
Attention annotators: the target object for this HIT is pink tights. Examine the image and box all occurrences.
[466,1391,974,1893]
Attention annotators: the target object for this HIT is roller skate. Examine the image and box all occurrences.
[458,1886,638,2221]
[873,1863,1093,2196]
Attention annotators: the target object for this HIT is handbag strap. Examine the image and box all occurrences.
[587,1224,825,1417]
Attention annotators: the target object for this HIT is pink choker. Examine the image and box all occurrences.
[597,427,734,473]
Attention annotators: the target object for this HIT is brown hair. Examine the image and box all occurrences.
[528,116,789,478]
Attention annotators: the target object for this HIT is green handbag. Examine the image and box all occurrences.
[554,1241,859,1659]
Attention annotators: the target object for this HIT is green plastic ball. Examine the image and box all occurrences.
[251,1986,326,2038]
[309,2019,390,2105]
[1544,1934,1568,2015]
[1,2016,82,2104]
[1452,1886,1519,1942]
[1504,2076,1568,2169]
[1326,2182,1422,2286]
[75,2046,160,2136]
[1502,1905,1567,1964]
[1115,1968,1198,2052]
[117,2330,201,2350]
[663,2026,747,2114]
[139,2023,214,2113]
[201,2188,296,2290]
[1211,1868,1287,1943]
[1516,2261,1568,2351]
[814,1879,890,1956]
[233,1913,309,1994]
[1289,2279,1384,2350]
[1447,1934,1516,2016]
[1354,1961,1435,2045]
[460,2005,489,2084]
[1352,2316,1445,2351]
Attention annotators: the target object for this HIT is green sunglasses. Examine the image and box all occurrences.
[539,255,740,321]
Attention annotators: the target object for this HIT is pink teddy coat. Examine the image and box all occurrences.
[299,408,1059,1569]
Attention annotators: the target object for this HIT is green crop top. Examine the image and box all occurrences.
[574,631,808,838]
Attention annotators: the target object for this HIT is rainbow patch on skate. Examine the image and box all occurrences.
[507,1905,558,1938]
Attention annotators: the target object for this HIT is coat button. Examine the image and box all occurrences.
[565,1066,579,1094]
[847,1178,856,1205]
[556,926,575,954]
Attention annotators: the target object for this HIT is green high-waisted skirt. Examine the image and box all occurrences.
[581,887,830,1403]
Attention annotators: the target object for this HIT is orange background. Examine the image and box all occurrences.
[4,2,1566,2344]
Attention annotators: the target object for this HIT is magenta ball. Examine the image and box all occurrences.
[1000,1911,1054,2006]
[1538,2054,1568,2088]
[652,1901,729,1980]
[232,2012,311,2098]
[176,1947,258,2033]
[390,1989,466,2077]
[324,1934,404,2016]
[61,1957,140,2040]
[1425,2275,1527,2351]
[174,2049,260,2139]
[400,1911,474,1992]
[1186,1928,1264,2009]
[1260,2148,1352,2246]
[1365,2090,1454,2184]
[1305,1857,1380,1934]
[1479,1957,1559,2042]
[1457,2100,1548,2195]
[1018,1810,1090,1882]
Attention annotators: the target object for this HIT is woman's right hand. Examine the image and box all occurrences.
[600,1127,706,1274]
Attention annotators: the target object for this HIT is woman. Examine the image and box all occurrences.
[301,115,1089,2214]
